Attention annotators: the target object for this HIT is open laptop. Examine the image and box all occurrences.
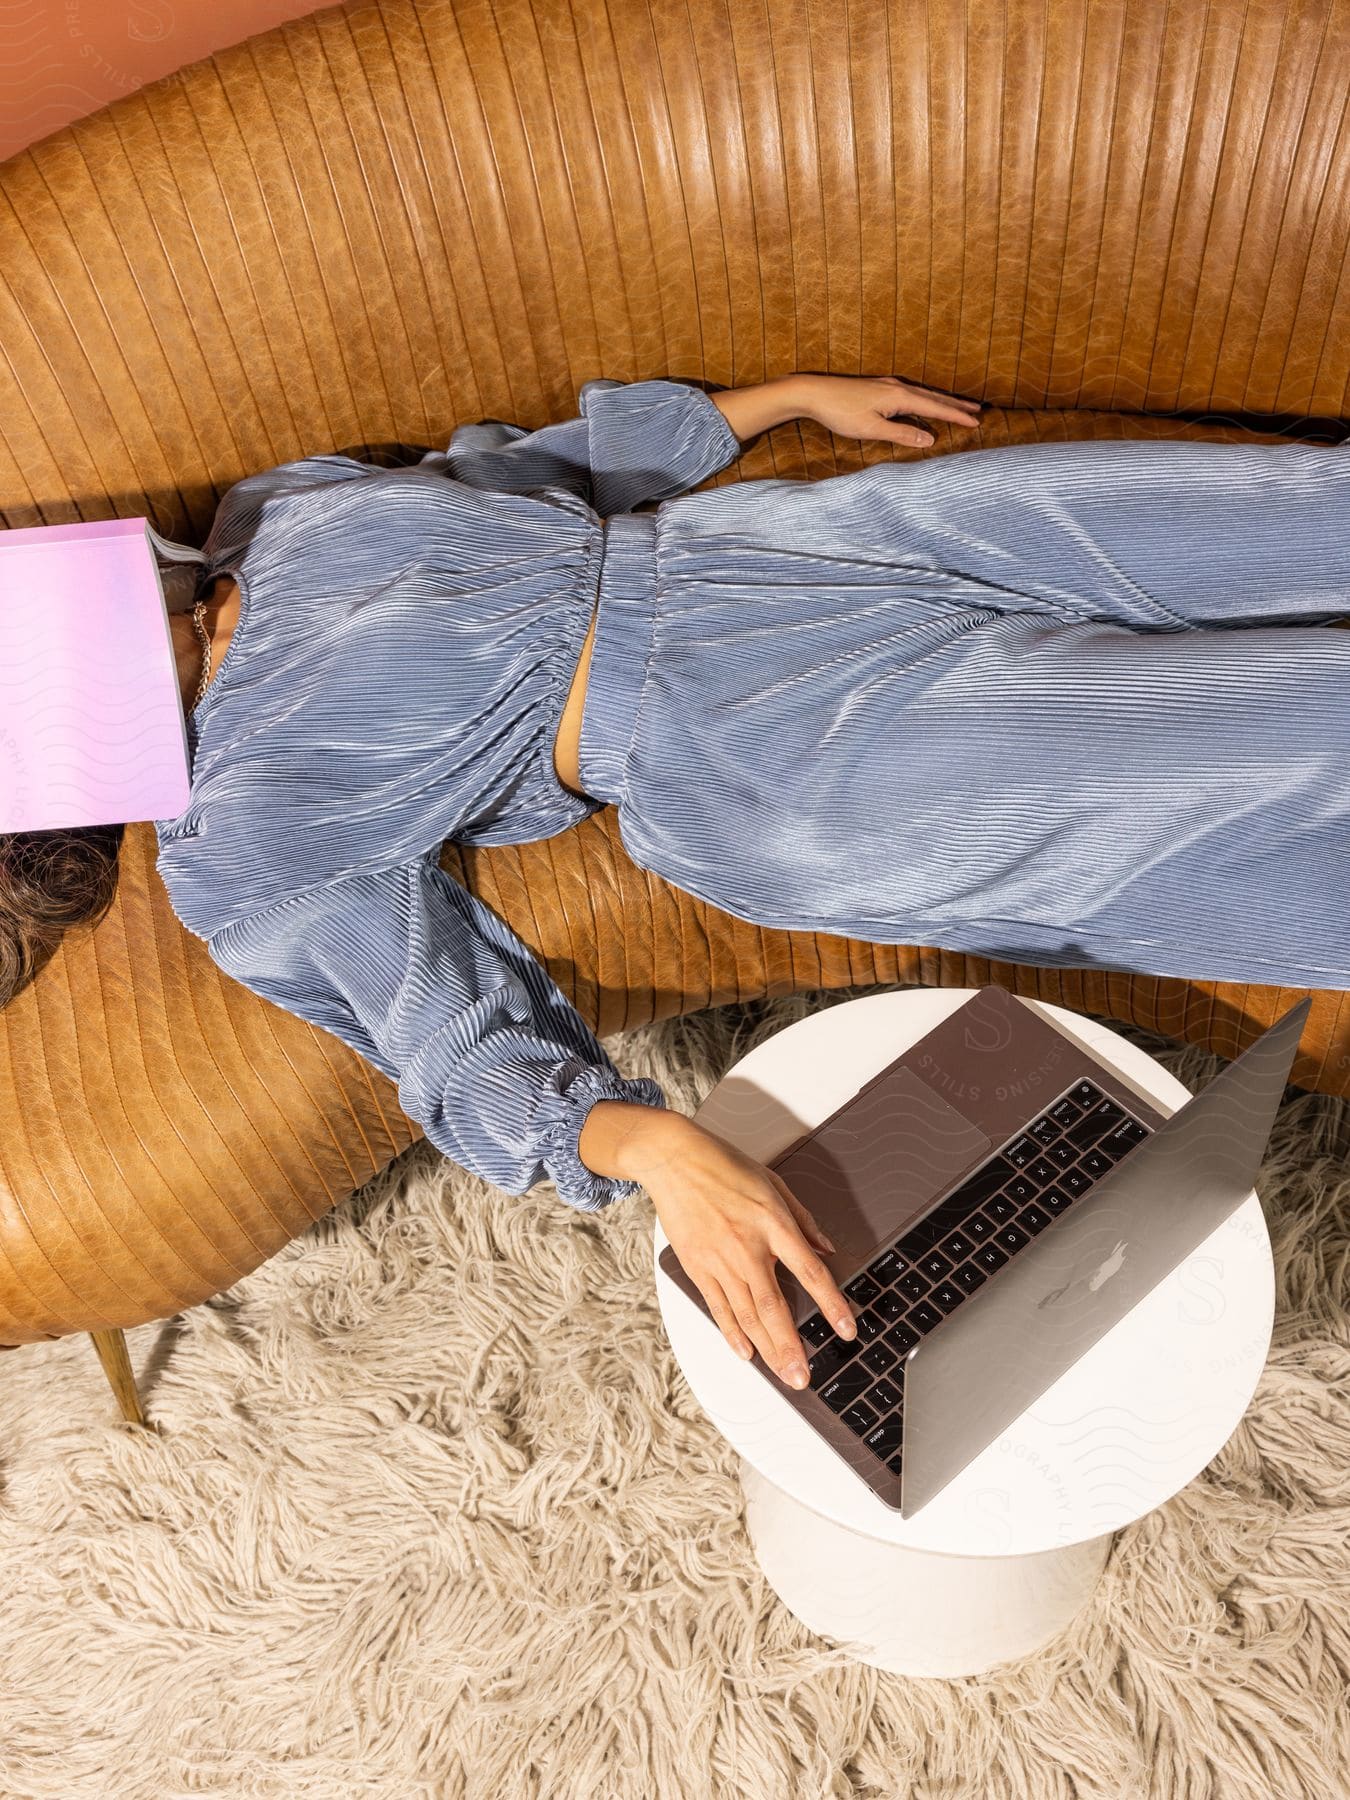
[658,984,1311,1518]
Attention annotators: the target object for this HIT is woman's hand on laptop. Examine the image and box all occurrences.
[580,1102,857,1388]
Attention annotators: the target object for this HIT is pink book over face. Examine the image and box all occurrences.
[0,517,200,832]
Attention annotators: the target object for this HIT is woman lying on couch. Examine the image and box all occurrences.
[3,371,1347,1392]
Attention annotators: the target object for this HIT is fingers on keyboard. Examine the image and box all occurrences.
[789,1083,1152,1466]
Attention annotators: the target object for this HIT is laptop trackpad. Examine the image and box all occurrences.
[769,1065,993,1314]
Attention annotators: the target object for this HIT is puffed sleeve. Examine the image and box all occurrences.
[432,377,744,515]
[206,851,670,1211]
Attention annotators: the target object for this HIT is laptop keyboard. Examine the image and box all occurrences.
[795,1078,1153,1481]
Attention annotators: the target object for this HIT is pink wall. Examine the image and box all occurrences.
[1,0,334,163]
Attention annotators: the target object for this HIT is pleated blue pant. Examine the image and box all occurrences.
[577,438,1350,990]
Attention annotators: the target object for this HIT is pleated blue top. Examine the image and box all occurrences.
[154,379,745,1211]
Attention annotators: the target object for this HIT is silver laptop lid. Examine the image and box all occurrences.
[899,996,1312,1518]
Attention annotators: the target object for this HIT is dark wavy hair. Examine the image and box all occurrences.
[0,825,126,1010]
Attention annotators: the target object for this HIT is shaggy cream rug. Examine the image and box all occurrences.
[1,986,1348,1800]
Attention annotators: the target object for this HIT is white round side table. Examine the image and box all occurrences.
[653,987,1275,1678]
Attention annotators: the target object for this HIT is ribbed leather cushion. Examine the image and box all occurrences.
[2,0,1347,1346]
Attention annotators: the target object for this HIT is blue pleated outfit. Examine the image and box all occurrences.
[153,378,1350,1213]
[581,430,1350,995]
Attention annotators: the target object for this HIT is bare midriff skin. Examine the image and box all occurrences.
[553,601,600,799]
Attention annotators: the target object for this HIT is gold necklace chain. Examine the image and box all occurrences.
[190,597,213,710]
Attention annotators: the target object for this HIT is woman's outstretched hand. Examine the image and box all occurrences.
[798,374,983,448]
[578,1101,858,1388]
[708,372,983,451]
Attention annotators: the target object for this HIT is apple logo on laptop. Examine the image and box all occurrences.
[1038,1239,1129,1308]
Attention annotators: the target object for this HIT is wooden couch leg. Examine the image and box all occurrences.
[88,1329,148,1427]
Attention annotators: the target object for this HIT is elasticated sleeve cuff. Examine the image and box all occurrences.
[532,1061,670,1211]
[434,378,743,515]
[577,377,745,514]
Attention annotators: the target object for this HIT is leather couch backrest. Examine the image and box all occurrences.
[2,0,1347,540]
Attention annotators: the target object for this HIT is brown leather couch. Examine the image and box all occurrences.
[3,0,1347,1416]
